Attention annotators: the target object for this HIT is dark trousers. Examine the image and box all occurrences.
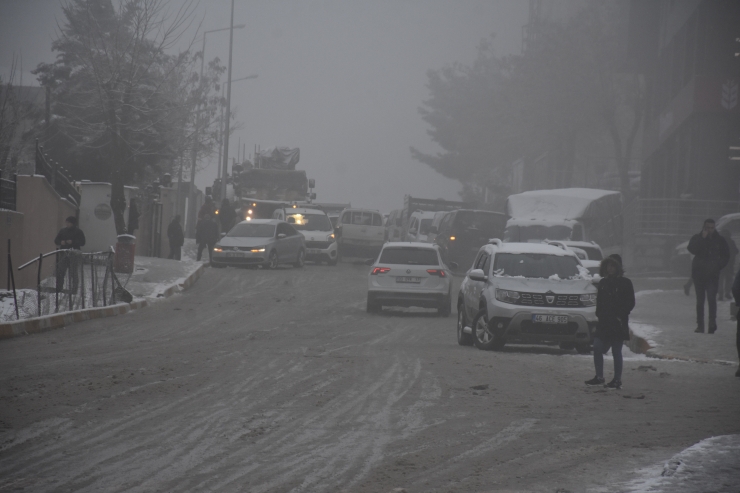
[695,276,719,327]
[55,253,79,292]
[196,242,214,262]
[593,337,623,382]
[168,244,182,260]
[737,317,740,361]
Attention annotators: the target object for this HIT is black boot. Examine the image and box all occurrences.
[694,325,704,333]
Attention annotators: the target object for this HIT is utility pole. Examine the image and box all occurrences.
[221,0,236,202]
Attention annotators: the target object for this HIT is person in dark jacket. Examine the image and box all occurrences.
[718,228,738,301]
[585,256,635,390]
[54,216,86,291]
[730,268,740,377]
[195,213,219,262]
[219,198,236,234]
[687,219,729,333]
[167,215,184,260]
[198,196,216,221]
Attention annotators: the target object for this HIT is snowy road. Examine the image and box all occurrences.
[1,263,739,492]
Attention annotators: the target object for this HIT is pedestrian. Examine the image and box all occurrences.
[718,228,738,301]
[219,198,236,234]
[195,213,219,263]
[585,256,635,390]
[167,215,184,261]
[687,219,729,333]
[730,267,740,377]
[198,196,216,221]
[54,216,86,291]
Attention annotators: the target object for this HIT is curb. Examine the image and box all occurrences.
[0,263,206,340]
[627,327,733,365]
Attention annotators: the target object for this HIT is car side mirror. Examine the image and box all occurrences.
[449,261,459,270]
[220,232,227,238]
[409,229,417,235]
[429,226,438,234]
[364,258,375,266]
[277,233,287,239]
[468,268,487,282]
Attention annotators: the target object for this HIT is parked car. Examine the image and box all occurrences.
[336,208,385,257]
[405,210,436,242]
[546,240,603,276]
[456,240,597,353]
[366,242,453,316]
[211,219,306,269]
[273,207,338,265]
[434,209,508,272]
[427,211,449,244]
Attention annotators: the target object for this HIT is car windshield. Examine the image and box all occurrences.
[227,223,276,238]
[419,219,433,235]
[579,246,603,260]
[379,247,439,266]
[504,224,573,242]
[286,213,332,231]
[493,253,580,279]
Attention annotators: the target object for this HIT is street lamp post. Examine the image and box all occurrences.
[185,22,244,236]
[216,74,258,182]
[220,0,236,202]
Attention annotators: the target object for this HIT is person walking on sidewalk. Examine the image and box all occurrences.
[718,228,738,301]
[196,213,219,263]
[687,219,729,333]
[54,216,86,291]
[167,215,184,260]
[585,256,635,390]
[731,268,740,377]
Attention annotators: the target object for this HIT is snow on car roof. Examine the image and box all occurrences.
[289,208,327,216]
[237,218,280,225]
[507,188,620,220]
[506,217,578,227]
[553,240,601,249]
[383,242,437,249]
[489,242,576,257]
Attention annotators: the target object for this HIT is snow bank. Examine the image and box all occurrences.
[619,434,740,493]
[630,322,661,349]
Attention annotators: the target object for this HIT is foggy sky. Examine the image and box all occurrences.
[0,0,528,212]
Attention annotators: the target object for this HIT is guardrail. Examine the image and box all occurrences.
[34,140,81,206]
[0,175,16,211]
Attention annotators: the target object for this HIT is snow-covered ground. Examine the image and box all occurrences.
[618,434,740,493]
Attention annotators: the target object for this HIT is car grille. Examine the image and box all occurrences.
[305,241,331,249]
[517,292,582,307]
[519,320,579,336]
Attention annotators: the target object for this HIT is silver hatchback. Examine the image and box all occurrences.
[212,219,306,269]
[366,242,453,316]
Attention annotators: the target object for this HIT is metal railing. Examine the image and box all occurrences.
[624,198,740,240]
[1,249,130,322]
[35,140,81,206]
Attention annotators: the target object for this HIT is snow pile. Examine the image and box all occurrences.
[630,322,661,349]
[620,434,740,492]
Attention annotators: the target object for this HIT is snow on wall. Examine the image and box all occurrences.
[506,188,621,220]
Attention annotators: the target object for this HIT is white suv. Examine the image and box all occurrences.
[456,240,597,352]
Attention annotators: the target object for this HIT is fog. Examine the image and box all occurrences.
[0,0,527,212]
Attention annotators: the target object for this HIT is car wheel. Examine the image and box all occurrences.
[575,343,592,354]
[327,256,338,266]
[438,294,451,317]
[264,250,278,269]
[366,297,381,313]
[472,308,506,350]
[293,248,305,268]
[457,304,473,346]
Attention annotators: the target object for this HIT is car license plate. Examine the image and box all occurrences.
[396,276,421,283]
[307,248,321,254]
[226,252,243,257]
[532,315,568,324]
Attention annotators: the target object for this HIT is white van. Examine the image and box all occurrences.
[405,210,437,243]
[336,208,385,257]
[272,207,338,265]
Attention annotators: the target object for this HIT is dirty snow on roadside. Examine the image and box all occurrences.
[616,434,740,493]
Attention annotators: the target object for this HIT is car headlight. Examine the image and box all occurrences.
[250,247,266,253]
[495,289,520,304]
[579,293,597,306]
[213,247,223,252]
[327,233,335,241]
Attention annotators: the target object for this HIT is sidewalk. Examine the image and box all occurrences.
[629,285,739,366]
[0,240,206,338]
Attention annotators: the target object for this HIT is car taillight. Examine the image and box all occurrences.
[371,267,391,275]
[426,269,446,277]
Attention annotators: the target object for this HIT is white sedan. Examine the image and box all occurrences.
[366,242,453,316]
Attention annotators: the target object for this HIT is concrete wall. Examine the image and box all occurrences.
[13,175,78,288]
[0,210,24,290]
